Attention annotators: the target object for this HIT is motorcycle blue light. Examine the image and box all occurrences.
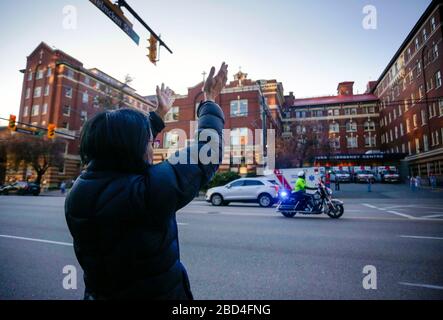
[280,191,288,198]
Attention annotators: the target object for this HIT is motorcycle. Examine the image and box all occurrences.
[276,181,344,219]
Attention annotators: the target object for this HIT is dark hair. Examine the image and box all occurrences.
[80,108,151,173]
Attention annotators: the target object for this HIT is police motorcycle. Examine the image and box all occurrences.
[276,181,344,219]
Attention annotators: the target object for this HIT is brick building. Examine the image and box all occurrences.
[150,70,285,175]
[282,81,382,167]
[372,0,443,179]
[10,42,154,187]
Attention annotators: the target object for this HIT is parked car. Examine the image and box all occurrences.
[381,170,400,183]
[332,170,351,182]
[0,181,41,196]
[206,178,279,207]
[354,170,375,183]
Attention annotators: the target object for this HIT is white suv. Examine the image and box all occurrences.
[205,178,279,207]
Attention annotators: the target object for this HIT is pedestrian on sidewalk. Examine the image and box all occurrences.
[409,176,416,192]
[415,175,421,191]
[65,63,229,300]
[367,176,372,192]
[60,181,66,195]
[335,177,340,191]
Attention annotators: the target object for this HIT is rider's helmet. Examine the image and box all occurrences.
[298,171,305,178]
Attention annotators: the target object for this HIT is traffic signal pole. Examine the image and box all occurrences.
[116,0,173,54]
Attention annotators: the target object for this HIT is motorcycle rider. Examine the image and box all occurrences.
[293,171,317,211]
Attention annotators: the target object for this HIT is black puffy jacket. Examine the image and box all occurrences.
[65,101,225,300]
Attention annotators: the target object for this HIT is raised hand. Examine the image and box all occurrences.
[203,62,229,102]
[156,83,175,119]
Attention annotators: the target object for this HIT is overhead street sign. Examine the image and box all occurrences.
[90,0,140,45]
[15,127,43,136]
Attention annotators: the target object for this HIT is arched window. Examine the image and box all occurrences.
[346,121,357,132]
[364,121,375,131]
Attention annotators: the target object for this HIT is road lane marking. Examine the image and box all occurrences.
[387,210,415,219]
[421,214,443,219]
[0,234,73,246]
[399,235,443,240]
[399,282,443,290]
[362,204,416,219]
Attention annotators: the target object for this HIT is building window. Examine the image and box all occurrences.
[84,76,90,85]
[23,106,29,117]
[65,87,73,98]
[230,99,248,117]
[423,135,429,152]
[27,71,32,81]
[44,85,50,96]
[347,136,358,148]
[344,108,357,116]
[296,111,307,118]
[31,105,39,116]
[422,28,428,42]
[431,17,436,31]
[164,131,180,148]
[435,71,442,88]
[80,111,88,122]
[67,69,75,79]
[406,119,411,133]
[398,105,402,116]
[415,38,420,50]
[413,114,418,127]
[25,88,30,99]
[42,103,48,115]
[47,68,52,77]
[365,135,376,147]
[329,122,339,133]
[395,126,398,139]
[439,98,443,116]
[34,87,41,98]
[231,128,249,146]
[346,121,357,132]
[364,121,375,132]
[36,69,44,80]
[419,85,424,99]
[62,122,69,130]
[164,106,179,122]
[404,99,409,111]
[63,106,71,116]
[421,109,427,125]
[400,123,404,136]
[82,92,89,104]
[433,44,439,60]
[330,137,340,149]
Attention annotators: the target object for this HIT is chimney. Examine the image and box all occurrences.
[365,81,377,94]
[337,82,354,96]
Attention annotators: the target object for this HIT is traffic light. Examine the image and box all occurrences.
[8,115,16,131]
[47,124,56,139]
[148,34,158,65]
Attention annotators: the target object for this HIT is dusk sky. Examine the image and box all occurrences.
[0,0,432,124]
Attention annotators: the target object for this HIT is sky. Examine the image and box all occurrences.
[0,0,432,125]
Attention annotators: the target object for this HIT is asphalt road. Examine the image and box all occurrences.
[0,193,442,300]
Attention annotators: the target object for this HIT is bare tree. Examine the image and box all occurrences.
[3,135,65,185]
[276,121,332,168]
[96,74,134,110]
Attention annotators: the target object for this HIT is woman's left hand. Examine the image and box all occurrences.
[156,84,175,119]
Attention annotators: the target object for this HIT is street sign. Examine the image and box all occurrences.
[15,127,42,136]
[89,0,140,45]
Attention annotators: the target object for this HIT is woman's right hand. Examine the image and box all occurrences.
[203,62,229,102]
